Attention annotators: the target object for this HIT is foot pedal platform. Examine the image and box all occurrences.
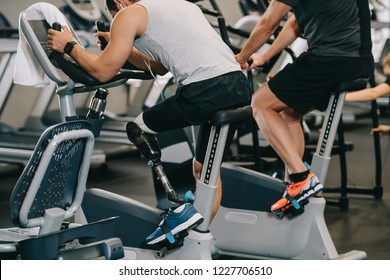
[274,198,309,219]
[154,217,204,258]
[155,231,188,258]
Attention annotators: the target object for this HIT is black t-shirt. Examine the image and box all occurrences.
[277,0,372,58]
[386,76,390,86]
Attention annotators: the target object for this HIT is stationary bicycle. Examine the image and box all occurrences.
[210,76,367,259]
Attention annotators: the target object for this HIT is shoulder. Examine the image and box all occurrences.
[116,4,147,19]
[111,5,148,32]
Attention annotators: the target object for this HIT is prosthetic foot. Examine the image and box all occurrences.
[271,172,324,219]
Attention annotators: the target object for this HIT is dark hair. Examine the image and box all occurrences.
[105,0,119,12]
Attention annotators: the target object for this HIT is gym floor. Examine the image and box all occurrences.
[0,113,389,260]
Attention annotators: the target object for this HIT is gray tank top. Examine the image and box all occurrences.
[134,0,240,85]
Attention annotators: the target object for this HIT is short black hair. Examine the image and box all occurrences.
[105,0,119,12]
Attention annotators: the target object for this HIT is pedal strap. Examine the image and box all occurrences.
[284,193,295,201]
[284,193,301,209]
[160,223,175,244]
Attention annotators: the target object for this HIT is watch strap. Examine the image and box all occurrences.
[64,41,78,55]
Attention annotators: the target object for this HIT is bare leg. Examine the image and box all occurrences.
[251,83,306,174]
[252,84,324,216]
[280,108,305,179]
[193,158,221,222]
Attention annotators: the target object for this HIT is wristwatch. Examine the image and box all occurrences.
[64,41,78,55]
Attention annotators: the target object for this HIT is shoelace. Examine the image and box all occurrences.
[287,182,300,192]
[158,209,171,224]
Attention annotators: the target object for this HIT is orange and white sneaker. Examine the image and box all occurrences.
[271,172,324,219]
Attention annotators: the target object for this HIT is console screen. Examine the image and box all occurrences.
[28,19,52,58]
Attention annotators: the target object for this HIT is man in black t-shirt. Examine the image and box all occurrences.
[235,0,374,217]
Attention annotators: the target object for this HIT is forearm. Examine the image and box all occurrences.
[48,26,122,82]
[238,18,277,63]
[128,48,168,76]
[48,6,151,83]
[261,15,300,61]
[345,89,377,102]
[69,44,120,82]
[236,0,292,64]
[346,83,390,102]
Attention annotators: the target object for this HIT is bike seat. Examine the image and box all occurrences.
[333,78,368,94]
[209,105,252,126]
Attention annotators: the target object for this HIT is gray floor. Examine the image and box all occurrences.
[0,113,389,260]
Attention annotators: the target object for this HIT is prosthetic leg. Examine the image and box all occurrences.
[126,121,187,205]
[126,121,203,246]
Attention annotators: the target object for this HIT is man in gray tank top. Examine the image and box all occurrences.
[48,0,250,245]
[235,0,373,218]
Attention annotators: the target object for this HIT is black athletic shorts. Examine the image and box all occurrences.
[143,71,251,163]
[268,52,373,114]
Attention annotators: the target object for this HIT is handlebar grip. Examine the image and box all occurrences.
[52,22,61,31]
[49,22,63,68]
[95,20,108,51]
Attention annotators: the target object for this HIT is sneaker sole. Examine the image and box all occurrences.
[147,213,204,245]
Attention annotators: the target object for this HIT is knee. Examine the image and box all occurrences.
[251,89,266,118]
[250,84,278,118]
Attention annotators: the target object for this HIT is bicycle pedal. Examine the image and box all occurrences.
[274,211,284,220]
[290,205,305,216]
